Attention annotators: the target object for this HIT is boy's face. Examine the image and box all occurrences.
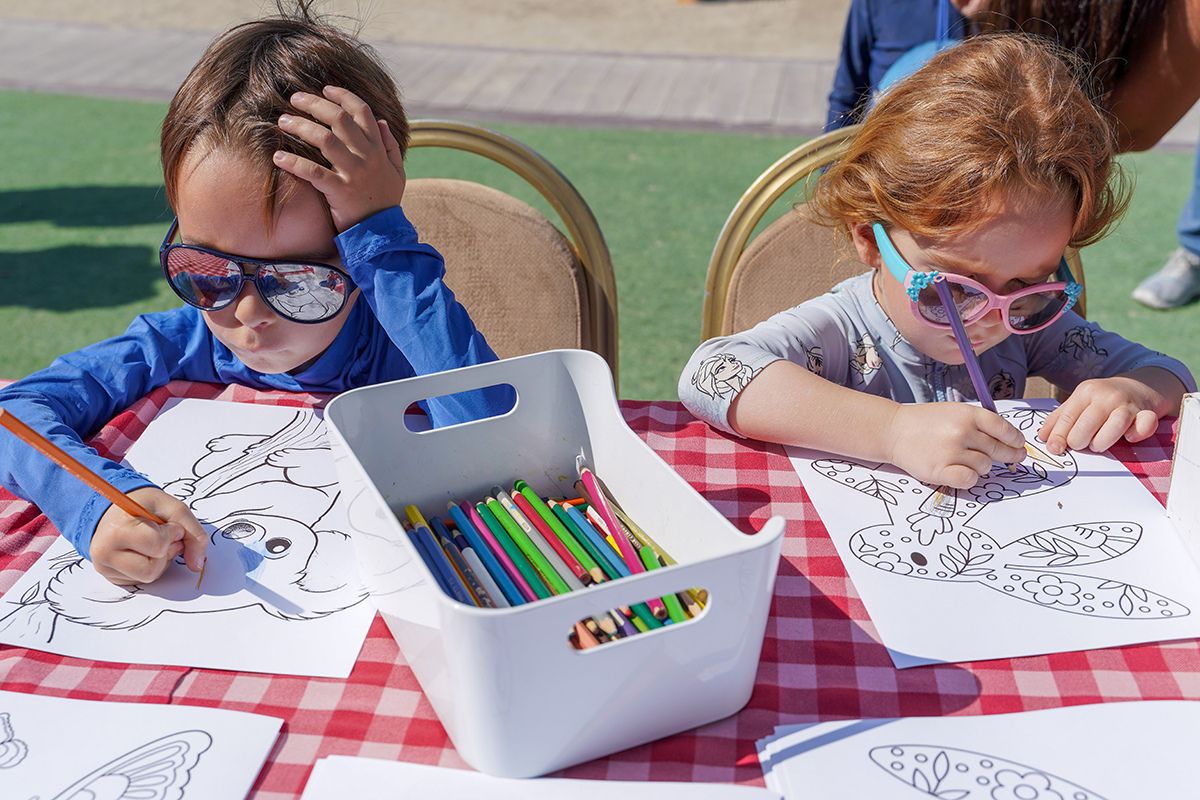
[173,147,358,375]
[851,190,1074,365]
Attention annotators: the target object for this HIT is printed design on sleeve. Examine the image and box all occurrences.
[803,344,824,376]
[850,333,883,381]
[0,411,367,643]
[809,407,1188,619]
[0,713,28,769]
[691,353,757,400]
[870,744,1108,799]
[1058,326,1109,360]
[989,370,1017,401]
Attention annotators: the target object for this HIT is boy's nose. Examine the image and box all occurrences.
[231,282,274,327]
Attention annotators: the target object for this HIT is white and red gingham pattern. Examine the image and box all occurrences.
[0,384,1191,798]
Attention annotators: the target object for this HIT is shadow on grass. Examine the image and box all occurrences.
[0,245,160,310]
[0,185,169,227]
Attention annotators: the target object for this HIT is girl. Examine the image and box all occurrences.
[680,35,1195,492]
[0,3,509,586]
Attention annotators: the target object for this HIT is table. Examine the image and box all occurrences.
[0,380,1192,799]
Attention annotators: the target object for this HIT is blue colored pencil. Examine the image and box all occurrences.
[430,516,494,608]
[406,526,450,595]
[448,501,525,606]
[564,502,631,578]
[407,519,475,605]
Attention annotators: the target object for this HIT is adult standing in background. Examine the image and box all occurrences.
[971,1,1200,309]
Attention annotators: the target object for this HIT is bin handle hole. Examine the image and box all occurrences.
[403,383,517,432]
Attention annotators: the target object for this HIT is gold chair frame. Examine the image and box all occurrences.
[409,120,620,387]
[701,125,1085,341]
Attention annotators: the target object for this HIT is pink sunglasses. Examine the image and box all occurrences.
[872,222,1081,335]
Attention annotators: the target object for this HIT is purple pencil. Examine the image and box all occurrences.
[934,278,997,412]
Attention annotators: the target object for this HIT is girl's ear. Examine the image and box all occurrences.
[850,222,884,270]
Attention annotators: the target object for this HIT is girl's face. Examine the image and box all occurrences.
[173,147,358,375]
[851,190,1074,365]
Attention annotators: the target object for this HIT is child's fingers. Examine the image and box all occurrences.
[273,150,337,193]
[1089,407,1134,453]
[321,85,381,142]
[1125,409,1160,443]
[1064,402,1110,452]
[378,120,405,173]
[290,90,375,153]
[976,410,1025,450]
[278,113,353,165]
[105,549,167,585]
[938,463,983,490]
[118,519,180,560]
[1040,396,1085,454]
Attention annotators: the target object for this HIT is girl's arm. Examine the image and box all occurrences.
[728,360,1025,490]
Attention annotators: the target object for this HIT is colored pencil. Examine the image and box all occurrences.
[404,519,474,605]
[430,516,493,607]
[566,503,630,579]
[464,501,535,603]
[406,526,449,594]
[514,480,603,583]
[0,407,168,526]
[639,545,687,623]
[476,501,548,600]
[552,501,623,581]
[448,502,521,606]
[511,490,592,585]
[488,493,571,595]
[574,621,600,649]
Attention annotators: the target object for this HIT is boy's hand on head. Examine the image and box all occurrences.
[889,403,1027,490]
[274,86,407,233]
[1038,374,1176,456]
[90,487,208,587]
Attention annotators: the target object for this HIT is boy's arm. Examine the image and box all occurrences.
[0,310,212,556]
[335,207,511,427]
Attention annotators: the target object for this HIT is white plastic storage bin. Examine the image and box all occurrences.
[324,349,784,778]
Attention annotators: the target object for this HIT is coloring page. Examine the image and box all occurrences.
[301,756,782,800]
[788,399,1200,667]
[0,688,280,800]
[757,700,1200,799]
[0,399,374,677]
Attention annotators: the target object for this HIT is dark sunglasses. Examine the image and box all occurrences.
[159,219,353,324]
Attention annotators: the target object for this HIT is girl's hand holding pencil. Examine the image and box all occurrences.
[91,487,208,587]
[887,403,1027,490]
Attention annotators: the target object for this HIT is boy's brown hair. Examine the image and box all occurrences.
[161,1,408,220]
[810,34,1130,249]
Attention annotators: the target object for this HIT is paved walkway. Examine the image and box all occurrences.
[0,17,1196,147]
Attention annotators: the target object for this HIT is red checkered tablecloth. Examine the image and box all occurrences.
[0,381,1192,798]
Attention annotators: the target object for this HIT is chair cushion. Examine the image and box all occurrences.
[402,178,589,359]
[725,206,868,334]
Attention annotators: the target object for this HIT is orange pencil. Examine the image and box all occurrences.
[0,408,167,525]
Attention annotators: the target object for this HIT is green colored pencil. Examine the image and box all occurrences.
[486,496,571,595]
[639,545,687,623]
[476,501,550,600]
[515,480,604,583]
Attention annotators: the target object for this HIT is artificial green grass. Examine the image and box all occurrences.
[0,90,1195,399]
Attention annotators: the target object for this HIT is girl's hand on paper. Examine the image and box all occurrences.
[1038,369,1185,456]
[90,487,208,587]
[273,85,406,233]
[888,403,1026,490]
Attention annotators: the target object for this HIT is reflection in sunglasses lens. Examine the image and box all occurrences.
[257,264,347,322]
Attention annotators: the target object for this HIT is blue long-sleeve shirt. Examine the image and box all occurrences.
[826,0,965,131]
[0,206,509,557]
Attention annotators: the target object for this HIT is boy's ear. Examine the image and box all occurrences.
[850,222,884,271]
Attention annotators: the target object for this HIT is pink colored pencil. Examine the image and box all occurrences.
[578,466,668,619]
[463,501,537,602]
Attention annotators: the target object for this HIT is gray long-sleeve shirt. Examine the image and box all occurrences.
[680,272,1197,435]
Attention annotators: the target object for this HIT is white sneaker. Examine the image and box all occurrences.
[1132,247,1200,309]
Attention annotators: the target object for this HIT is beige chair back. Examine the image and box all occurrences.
[406,120,619,387]
[702,125,1086,401]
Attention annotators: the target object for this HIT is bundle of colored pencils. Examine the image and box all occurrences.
[400,466,706,649]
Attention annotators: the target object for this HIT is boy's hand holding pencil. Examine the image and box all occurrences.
[91,487,208,587]
[887,403,1027,490]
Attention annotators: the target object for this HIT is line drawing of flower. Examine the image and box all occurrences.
[1023,574,1083,607]
[991,768,1064,800]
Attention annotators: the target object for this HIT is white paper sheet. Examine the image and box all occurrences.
[0,398,375,677]
[788,399,1200,667]
[300,756,782,800]
[757,700,1200,799]
[0,688,280,799]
